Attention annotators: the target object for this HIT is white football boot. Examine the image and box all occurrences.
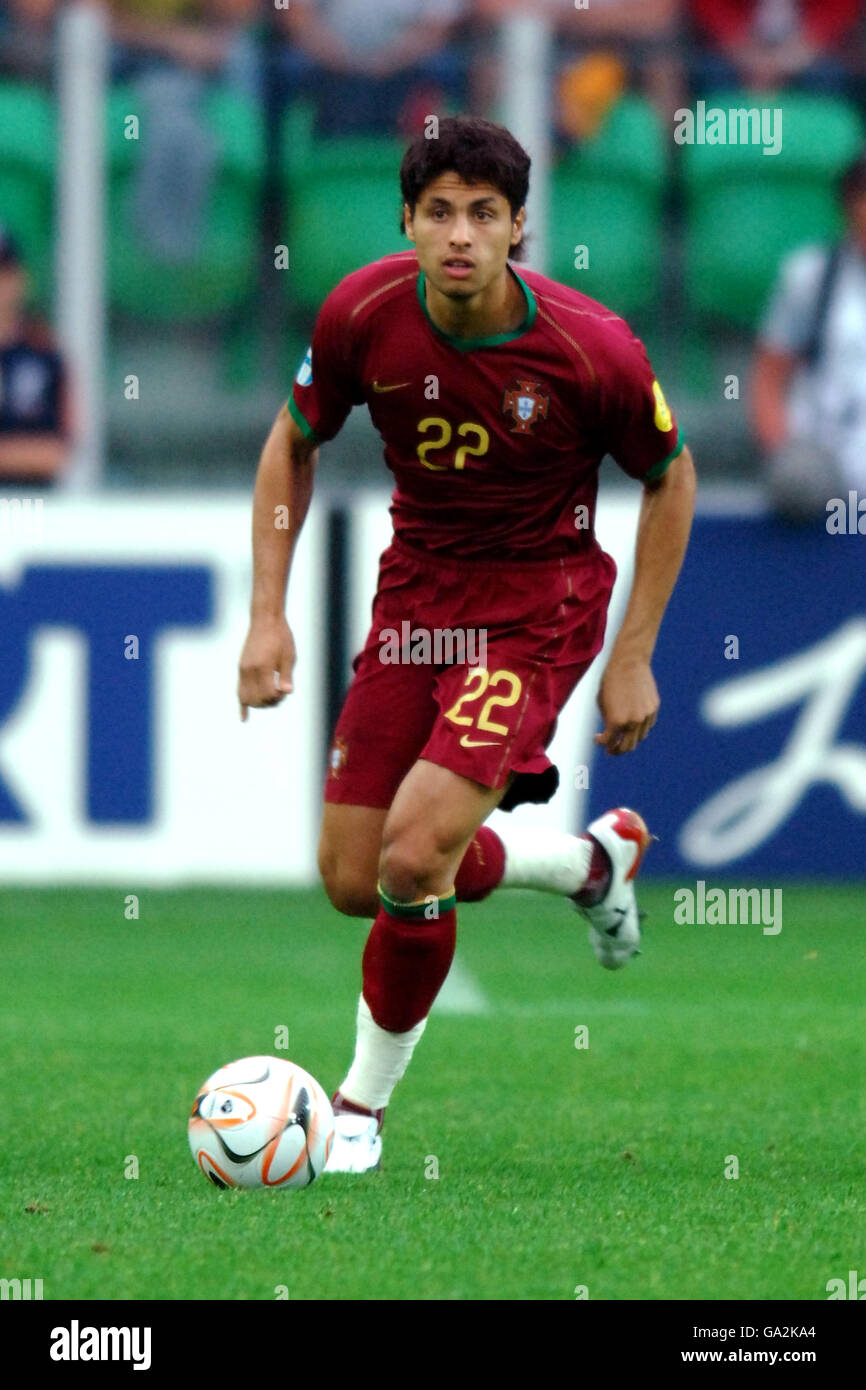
[574,807,652,971]
[324,1111,383,1174]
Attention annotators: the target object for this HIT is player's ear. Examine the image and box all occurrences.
[403,203,416,243]
[510,207,526,248]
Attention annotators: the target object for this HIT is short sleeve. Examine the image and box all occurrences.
[289,283,364,444]
[758,244,829,356]
[598,327,684,482]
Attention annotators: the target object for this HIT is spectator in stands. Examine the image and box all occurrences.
[107,1,261,263]
[109,0,259,90]
[474,1,683,137]
[276,0,467,136]
[752,153,866,516]
[0,228,71,487]
[0,0,57,80]
[687,0,861,97]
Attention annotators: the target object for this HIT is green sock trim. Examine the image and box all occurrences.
[377,884,457,919]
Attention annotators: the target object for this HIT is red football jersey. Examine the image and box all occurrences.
[290,250,683,561]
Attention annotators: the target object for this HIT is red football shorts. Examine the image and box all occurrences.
[324,537,616,811]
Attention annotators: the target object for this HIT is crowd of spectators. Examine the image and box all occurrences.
[0,2,862,135]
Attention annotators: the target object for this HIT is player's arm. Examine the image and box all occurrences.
[0,435,68,478]
[752,245,824,455]
[752,346,797,454]
[596,444,697,755]
[238,404,318,721]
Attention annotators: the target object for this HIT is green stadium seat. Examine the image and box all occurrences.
[0,81,56,307]
[107,84,264,322]
[683,93,864,330]
[281,103,408,312]
[549,95,667,319]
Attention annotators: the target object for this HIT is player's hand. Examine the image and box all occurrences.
[238,616,296,722]
[594,655,659,756]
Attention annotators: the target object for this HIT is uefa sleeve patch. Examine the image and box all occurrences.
[295,347,313,387]
[652,379,673,433]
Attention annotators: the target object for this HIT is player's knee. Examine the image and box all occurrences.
[317,847,377,918]
[324,874,378,918]
[378,829,452,904]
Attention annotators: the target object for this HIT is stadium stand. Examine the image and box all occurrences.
[281,103,407,313]
[0,78,55,308]
[683,93,865,329]
[107,82,264,322]
[549,93,666,319]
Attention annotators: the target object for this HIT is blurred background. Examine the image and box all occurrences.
[2,6,863,1310]
[1,0,865,489]
[1,0,864,885]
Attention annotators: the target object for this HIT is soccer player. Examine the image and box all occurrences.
[238,116,696,1173]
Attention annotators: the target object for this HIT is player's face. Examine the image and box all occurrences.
[404,174,525,300]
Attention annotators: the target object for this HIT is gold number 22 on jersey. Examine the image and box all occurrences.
[417,417,490,471]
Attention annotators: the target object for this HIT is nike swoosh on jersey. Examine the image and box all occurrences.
[371,380,411,392]
[459,734,501,749]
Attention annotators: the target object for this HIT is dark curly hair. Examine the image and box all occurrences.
[399,115,531,261]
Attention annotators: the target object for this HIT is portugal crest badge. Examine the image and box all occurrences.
[503,380,550,435]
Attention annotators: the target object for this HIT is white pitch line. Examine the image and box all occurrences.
[434,953,490,1015]
[495,998,651,1018]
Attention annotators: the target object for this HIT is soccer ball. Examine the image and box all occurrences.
[188,1055,334,1190]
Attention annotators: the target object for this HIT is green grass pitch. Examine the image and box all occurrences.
[1,884,864,1302]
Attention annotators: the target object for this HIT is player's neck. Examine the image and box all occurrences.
[424,264,526,341]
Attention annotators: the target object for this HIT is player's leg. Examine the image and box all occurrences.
[378,756,506,903]
[327,758,505,1172]
[317,772,640,940]
[455,807,653,971]
[318,783,604,918]
[320,679,652,989]
[435,566,653,970]
[317,803,384,919]
[442,708,653,970]
[317,589,438,918]
[314,544,617,923]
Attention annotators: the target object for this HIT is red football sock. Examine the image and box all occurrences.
[454,826,506,902]
[362,902,457,1033]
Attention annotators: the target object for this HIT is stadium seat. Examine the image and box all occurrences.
[0,81,56,307]
[281,103,408,312]
[549,95,667,319]
[683,93,864,330]
[107,84,264,322]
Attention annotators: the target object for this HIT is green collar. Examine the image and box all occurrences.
[416,265,537,351]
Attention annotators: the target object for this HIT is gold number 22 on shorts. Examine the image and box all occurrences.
[444,668,523,743]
